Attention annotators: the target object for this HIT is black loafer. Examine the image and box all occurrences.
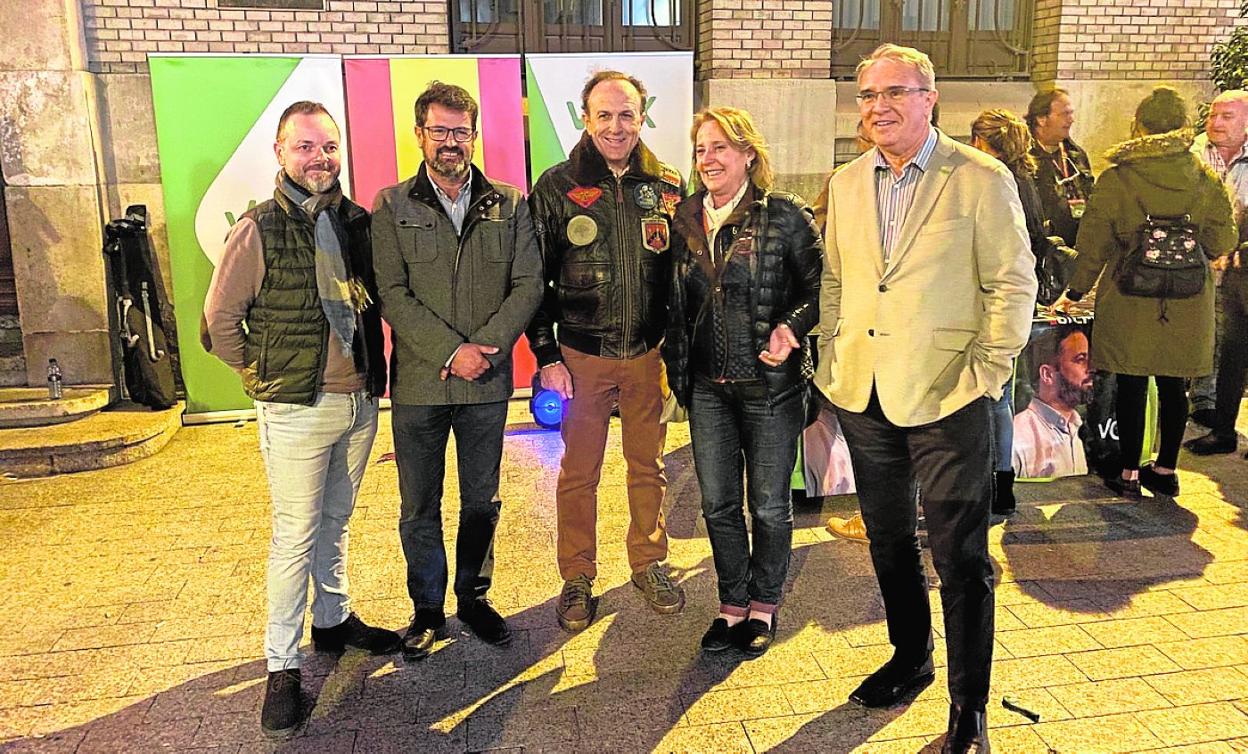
[700,618,739,653]
[941,703,989,753]
[1184,432,1237,455]
[311,613,402,655]
[402,609,445,662]
[849,653,935,708]
[456,598,513,646]
[1138,464,1179,497]
[1104,475,1141,499]
[738,616,778,659]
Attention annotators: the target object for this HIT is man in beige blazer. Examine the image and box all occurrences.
[815,44,1036,754]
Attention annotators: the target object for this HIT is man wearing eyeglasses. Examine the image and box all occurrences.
[371,82,544,661]
[1027,88,1094,247]
[814,44,1036,753]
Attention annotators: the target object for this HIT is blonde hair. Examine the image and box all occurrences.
[689,106,775,191]
[971,109,1037,177]
[855,44,936,90]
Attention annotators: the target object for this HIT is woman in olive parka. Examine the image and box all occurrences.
[1055,86,1236,498]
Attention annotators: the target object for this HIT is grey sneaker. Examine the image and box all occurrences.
[556,575,596,632]
[631,562,685,614]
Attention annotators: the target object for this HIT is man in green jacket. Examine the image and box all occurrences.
[371,83,543,661]
[203,102,400,739]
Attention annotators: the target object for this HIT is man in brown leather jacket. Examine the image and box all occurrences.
[526,70,685,632]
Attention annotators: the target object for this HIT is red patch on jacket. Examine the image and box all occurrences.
[566,186,603,209]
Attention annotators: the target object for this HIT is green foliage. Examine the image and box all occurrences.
[1211,26,1248,93]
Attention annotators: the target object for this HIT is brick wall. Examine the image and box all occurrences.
[1046,0,1245,80]
[696,0,832,79]
[81,0,451,74]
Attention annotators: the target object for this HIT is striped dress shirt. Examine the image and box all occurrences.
[874,127,939,263]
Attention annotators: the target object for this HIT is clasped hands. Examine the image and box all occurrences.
[439,343,500,382]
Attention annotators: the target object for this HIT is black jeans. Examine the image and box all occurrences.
[1212,271,1248,439]
[393,401,508,613]
[689,378,804,609]
[1116,375,1186,471]
[836,390,995,710]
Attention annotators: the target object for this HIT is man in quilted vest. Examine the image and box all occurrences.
[203,102,400,739]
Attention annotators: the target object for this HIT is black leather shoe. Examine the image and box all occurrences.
[260,669,303,739]
[941,704,989,753]
[992,471,1016,516]
[402,609,445,662]
[849,653,935,708]
[312,613,402,655]
[1104,475,1141,499]
[1190,408,1218,429]
[1138,464,1179,497]
[700,618,739,653]
[1184,432,1238,456]
[456,598,512,646]
[738,615,778,659]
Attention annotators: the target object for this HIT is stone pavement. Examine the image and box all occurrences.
[1,407,1246,754]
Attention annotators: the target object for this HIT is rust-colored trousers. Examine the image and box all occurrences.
[556,345,669,580]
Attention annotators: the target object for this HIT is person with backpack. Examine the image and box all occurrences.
[1052,86,1236,498]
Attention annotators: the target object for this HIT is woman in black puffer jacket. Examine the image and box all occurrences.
[662,106,823,658]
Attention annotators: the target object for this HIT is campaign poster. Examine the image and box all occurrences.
[524,52,694,187]
[1011,313,1157,481]
[149,55,349,415]
[343,55,534,389]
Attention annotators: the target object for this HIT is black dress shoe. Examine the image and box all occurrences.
[1104,475,1141,499]
[402,609,445,662]
[1138,464,1179,497]
[456,598,513,646]
[260,669,303,739]
[700,618,740,653]
[1184,432,1238,456]
[312,613,402,655]
[849,653,935,708]
[738,615,778,659]
[941,703,989,753]
[1190,408,1218,429]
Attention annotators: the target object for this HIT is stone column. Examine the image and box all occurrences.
[0,0,113,386]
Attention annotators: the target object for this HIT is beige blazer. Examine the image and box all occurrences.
[815,130,1037,427]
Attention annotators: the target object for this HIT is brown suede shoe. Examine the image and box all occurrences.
[826,512,869,543]
[631,562,685,614]
[556,575,596,632]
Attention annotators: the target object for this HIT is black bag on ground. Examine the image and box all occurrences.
[104,206,178,410]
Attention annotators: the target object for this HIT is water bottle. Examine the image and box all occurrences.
[47,358,63,400]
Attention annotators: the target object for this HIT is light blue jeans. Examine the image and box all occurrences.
[256,390,378,671]
[989,377,1013,473]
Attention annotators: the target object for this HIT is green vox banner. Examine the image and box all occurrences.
[149,55,349,415]
[524,52,694,186]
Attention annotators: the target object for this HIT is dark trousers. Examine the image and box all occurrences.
[393,400,508,613]
[1211,272,1248,439]
[836,390,995,709]
[1116,375,1186,471]
[689,378,804,609]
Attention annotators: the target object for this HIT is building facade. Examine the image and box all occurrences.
[0,0,1241,388]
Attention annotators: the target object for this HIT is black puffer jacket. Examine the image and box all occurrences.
[663,184,824,406]
[526,133,684,365]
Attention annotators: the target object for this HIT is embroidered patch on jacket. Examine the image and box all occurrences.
[659,191,680,217]
[642,217,670,253]
[566,186,603,209]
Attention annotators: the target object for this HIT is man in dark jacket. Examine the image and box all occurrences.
[372,83,544,661]
[527,71,686,632]
[1027,88,1095,247]
[203,102,400,739]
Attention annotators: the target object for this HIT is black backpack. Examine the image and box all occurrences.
[1116,193,1206,302]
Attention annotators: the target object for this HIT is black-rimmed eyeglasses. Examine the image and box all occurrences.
[422,126,476,143]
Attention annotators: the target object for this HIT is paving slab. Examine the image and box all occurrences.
[0,407,1245,752]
